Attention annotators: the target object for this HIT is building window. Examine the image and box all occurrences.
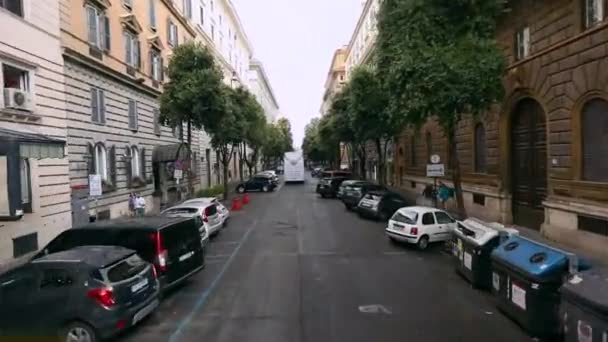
[173,123,183,140]
[94,143,108,180]
[128,99,138,131]
[0,0,23,17]
[153,108,161,136]
[150,49,162,81]
[149,0,156,30]
[131,146,141,178]
[124,31,140,68]
[199,5,204,26]
[3,63,30,92]
[123,0,132,9]
[90,88,106,124]
[86,5,110,51]
[183,0,192,19]
[211,24,215,41]
[515,26,530,60]
[585,0,605,28]
[582,98,608,182]
[167,20,178,47]
[426,132,433,163]
[474,123,487,173]
[20,158,31,213]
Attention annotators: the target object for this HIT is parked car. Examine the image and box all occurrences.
[161,200,223,238]
[385,206,457,250]
[184,197,230,226]
[316,177,349,198]
[321,170,352,178]
[256,171,279,185]
[0,245,159,342]
[357,190,409,220]
[36,216,205,293]
[341,182,386,210]
[337,180,366,199]
[236,175,277,193]
[311,167,323,177]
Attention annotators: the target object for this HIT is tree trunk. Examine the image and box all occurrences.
[239,143,245,181]
[187,120,193,196]
[448,129,466,218]
[356,144,367,180]
[220,145,235,201]
[375,139,385,185]
[222,160,230,201]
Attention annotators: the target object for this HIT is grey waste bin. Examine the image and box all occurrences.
[560,268,608,342]
[452,218,518,289]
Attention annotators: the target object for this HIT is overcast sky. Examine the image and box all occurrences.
[232,0,362,148]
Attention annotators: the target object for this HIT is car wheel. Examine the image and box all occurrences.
[388,236,399,245]
[320,193,327,198]
[262,185,269,192]
[61,321,97,342]
[237,186,245,194]
[344,203,352,211]
[417,236,430,250]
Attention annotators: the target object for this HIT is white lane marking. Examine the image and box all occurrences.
[358,305,392,314]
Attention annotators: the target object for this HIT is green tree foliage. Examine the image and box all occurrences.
[276,117,294,153]
[159,42,224,147]
[240,94,267,177]
[375,0,507,214]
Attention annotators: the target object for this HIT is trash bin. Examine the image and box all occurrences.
[560,268,608,342]
[490,235,579,338]
[451,218,518,289]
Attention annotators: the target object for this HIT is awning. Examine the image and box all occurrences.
[152,143,190,163]
[0,127,65,159]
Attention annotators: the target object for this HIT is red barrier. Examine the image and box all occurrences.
[231,197,242,211]
[242,193,250,205]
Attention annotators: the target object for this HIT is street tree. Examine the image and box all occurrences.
[348,66,397,184]
[206,86,249,199]
[276,117,294,153]
[159,42,224,147]
[239,92,267,177]
[375,0,506,215]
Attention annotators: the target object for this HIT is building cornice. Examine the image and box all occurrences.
[250,60,279,109]
[346,0,375,54]
[225,0,254,56]
[160,0,197,38]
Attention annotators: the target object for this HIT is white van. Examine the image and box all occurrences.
[284,151,305,183]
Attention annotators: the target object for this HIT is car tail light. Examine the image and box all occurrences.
[150,232,167,273]
[87,288,115,307]
[116,320,127,330]
[203,207,211,222]
[410,227,418,235]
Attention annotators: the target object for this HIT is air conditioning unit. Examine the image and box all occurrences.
[3,88,33,111]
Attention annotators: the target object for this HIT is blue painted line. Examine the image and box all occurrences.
[168,220,257,342]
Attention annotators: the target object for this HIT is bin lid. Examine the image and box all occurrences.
[561,268,608,316]
[454,218,519,246]
[491,235,569,279]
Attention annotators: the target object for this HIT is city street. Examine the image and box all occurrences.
[119,174,532,342]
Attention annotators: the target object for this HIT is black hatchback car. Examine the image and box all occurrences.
[341,182,386,210]
[36,216,205,293]
[0,246,159,342]
[236,175,277,193]
[316,177,349,198]
[357,190,409,220]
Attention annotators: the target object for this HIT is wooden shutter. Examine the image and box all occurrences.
[128,100,137,130]
[140,147,146,179]
[153,109,161,135]
[88,143,96,175]
[98,90,106,123]
[166,19,172,46]
[135,40,141,69]
[90,88,99,122]
[109,145,117,186]
[160,57,164,81]
[86,6,98,46]
[149,0,156,29]
[582,99,608,182]
[474,124,487,173]
[149,51,154,76]
[103,16,111,51]
[125,146,133,188]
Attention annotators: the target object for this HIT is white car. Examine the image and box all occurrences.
[161,201,223,240]
[261,170,279,182]
[183,197,230,226]
[385,206,457,250]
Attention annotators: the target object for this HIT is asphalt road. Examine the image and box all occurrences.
[120,174,532,342]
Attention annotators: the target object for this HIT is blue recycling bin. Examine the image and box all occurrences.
[490,235,577,338]
[560,268,608,342]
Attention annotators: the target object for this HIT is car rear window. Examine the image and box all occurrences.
[161,220,199,249]
[364,193,382,201]
[205,205,218,216]
[164,208,198,215]
[104,254,147,283]
[392,211,418,224]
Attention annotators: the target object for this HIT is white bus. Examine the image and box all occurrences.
[284,151,305,183]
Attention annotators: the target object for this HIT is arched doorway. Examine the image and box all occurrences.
[511,98,547,229]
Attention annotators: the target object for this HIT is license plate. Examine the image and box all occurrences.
[133,299,159,325]
[360,203,371,208]
[131,278,149,293]
[179,251,194,262]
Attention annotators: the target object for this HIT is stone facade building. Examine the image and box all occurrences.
[395,0,608,259]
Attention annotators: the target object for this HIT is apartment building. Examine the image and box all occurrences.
[248,59,279,123]
[0,0,71,261]
[394,0,608,258]
[60,0,203,224]
[319,47,347,117]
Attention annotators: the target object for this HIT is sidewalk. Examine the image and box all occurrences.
[389,186,605,267]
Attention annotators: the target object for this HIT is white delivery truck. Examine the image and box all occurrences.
[284,151,305,183]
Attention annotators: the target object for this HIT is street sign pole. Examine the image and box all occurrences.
[89,174,102,222]
[427,155,444,209]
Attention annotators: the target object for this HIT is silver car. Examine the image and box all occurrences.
[183,197,230,226]
[161,201,223,246]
